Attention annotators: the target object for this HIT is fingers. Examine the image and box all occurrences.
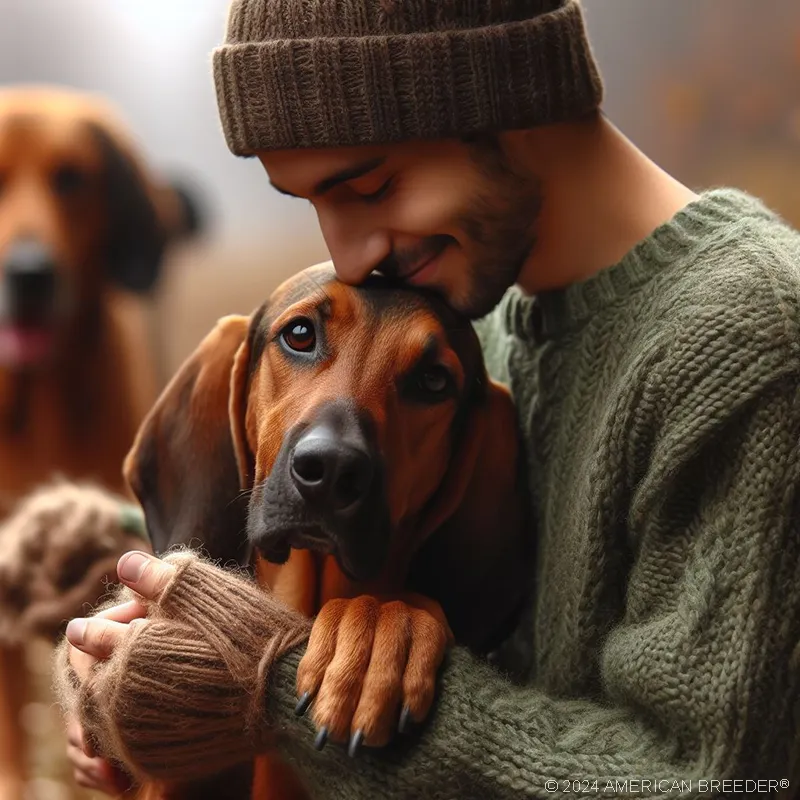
[65,590,149,684]
[66,613,150,684]
[66,717,100,780]
[67,715,95,759]
[66,616,147,686]
[94,598,148,624]
[68,740,131,794]
[67,717,133,794]
[116,550,176,601]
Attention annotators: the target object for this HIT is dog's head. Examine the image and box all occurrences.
[0,86,203,369]
[124,265,530,646]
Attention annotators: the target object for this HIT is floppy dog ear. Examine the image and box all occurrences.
[91,124,172,295]
[152,177,208,244]
[407,379,533,654]
[122,315,255,567]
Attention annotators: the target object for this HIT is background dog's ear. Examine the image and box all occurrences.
[408,379,534,655]
[91,125,206,295]
[122,315,254,567]
[152,177,207,244]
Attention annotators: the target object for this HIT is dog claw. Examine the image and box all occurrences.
[398,706,412,734]
[348,730,364,758]
[295,692,313,716]
[314,727,329,751]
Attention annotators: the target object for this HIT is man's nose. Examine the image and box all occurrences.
[317,209,391,285]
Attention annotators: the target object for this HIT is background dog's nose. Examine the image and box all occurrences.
[3,240,57,321]
[291,427,374,514]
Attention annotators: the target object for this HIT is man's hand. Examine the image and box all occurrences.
[66,551,175,682]
[59,548,311,786]
[64,551,176,791]
[66,715,132,795]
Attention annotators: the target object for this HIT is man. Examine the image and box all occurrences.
[64,0,800,796]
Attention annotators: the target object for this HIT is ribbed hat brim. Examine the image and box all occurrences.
[213,2,603,153]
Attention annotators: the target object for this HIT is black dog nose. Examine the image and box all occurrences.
[291,427,374,514]
[3,240,57,321]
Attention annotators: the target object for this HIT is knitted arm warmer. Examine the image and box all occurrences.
[54,550,311,785]
[0,480,149,644]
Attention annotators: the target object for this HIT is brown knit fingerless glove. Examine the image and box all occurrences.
[55,550,312,785]
[0,480,149,644]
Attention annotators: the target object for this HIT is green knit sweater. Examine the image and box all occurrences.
[269,189,800,798]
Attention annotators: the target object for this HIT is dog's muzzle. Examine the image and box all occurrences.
[0,238,60,367]
[3,238,58,325]
[248,400,391,582]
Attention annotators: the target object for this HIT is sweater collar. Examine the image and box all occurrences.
[501,189,779,343]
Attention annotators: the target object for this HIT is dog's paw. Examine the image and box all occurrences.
[294,594,452,755]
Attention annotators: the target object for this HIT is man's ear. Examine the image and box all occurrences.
[407,380,534,654]
[122,314,255,567]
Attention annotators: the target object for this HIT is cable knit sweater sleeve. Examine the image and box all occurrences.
[265,341,800,798]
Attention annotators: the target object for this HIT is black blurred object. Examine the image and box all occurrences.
[170,178,206,241]
[2,239,58,327]
[93,122,209,296]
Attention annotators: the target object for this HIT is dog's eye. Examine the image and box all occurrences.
[281,318,316,353]
[418,366,451,396]
[52,165,88,197]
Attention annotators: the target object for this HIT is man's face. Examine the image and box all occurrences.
[259,136,541,319]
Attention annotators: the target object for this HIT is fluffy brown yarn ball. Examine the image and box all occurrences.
[55,551,312,785]
[0,480,149,644]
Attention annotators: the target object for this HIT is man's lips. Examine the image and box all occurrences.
[400,240,451,286]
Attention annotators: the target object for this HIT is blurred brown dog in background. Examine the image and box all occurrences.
[0,85,202,799]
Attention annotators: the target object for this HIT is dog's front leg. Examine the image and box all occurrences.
[294,594,453,755]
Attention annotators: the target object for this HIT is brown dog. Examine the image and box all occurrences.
[0,86,200,797]
[120,263,532,799]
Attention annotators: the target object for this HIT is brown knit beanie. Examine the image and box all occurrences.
[213,0,604,154]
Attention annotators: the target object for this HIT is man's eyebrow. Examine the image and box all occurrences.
[270,156,386,199]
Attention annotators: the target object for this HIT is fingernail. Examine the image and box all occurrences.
[118,551,148,583]
[66,619,87,646]
[295,692,312,717]
[313,727,328,751]
[347,730,364,758]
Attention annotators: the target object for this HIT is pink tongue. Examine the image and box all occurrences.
[0,326,54,366]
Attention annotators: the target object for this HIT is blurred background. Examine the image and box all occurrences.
[1,0,799,798]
